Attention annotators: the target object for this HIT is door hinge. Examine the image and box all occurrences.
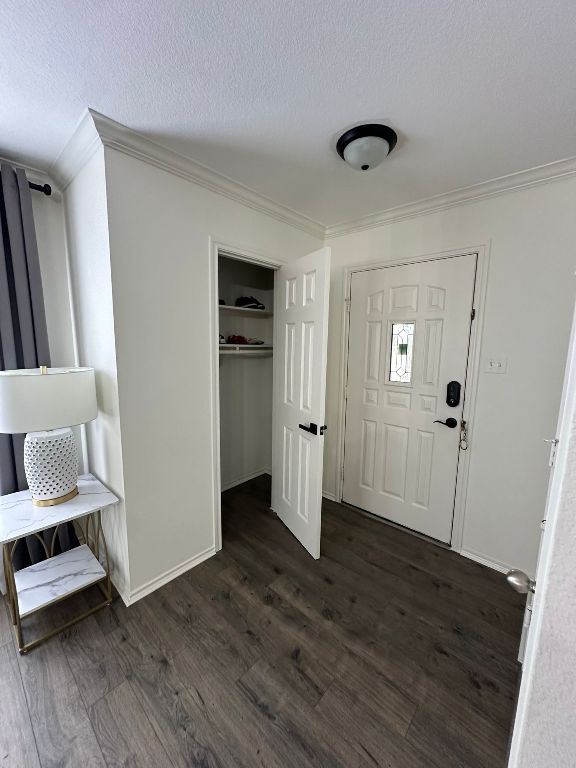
[345,296,351,312]
[471,308,476,321]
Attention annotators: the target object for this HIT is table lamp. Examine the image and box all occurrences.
[0,366,97,507]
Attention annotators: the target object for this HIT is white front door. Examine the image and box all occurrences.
[271,247,331,558]
[343,254,477,542]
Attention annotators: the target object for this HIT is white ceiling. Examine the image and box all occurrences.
[3,0,576,226]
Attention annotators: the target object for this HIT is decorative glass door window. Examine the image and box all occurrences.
[389,322,415,383]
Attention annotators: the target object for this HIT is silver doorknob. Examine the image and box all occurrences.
[506,569,536,594]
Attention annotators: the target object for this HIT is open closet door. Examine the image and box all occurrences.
[272,247,330,558]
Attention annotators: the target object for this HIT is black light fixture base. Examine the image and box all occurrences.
[336,123,398,162]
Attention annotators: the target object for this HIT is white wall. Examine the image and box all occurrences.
[32,191,76,368]
[102,146,322,598]
[509,304,576,768]
[325,177,576,576]
[64,147,130,597]
[60,119,576,597]
[219,356,273,489]
[32,185,87,470]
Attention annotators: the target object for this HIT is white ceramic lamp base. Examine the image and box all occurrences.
[23,427,79,507]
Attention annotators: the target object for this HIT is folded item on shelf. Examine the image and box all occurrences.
[246,338,265,345]
[235,296,265,310]
[226,334,249,344]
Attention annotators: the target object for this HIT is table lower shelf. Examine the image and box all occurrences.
[14,544,106,618]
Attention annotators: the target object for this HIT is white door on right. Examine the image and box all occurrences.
[343,254,477,543]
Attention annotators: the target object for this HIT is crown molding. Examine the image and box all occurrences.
[325,156,576,238]
[49,110,102,192]
[53,109,325,238]
[51,108,576,241]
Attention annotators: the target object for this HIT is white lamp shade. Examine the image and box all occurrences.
[0,367,97,434]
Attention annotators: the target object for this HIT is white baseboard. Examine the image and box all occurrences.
[322,490,337,502]
[221,467,271,492]
[122,545,216,606]
[460,548,511,574]
[111,574,131,606]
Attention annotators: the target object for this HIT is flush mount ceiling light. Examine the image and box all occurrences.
[336,124,398,171]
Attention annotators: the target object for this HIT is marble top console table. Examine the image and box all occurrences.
[1,473,119,653]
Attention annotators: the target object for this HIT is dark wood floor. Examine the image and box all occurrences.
[1,475,524,767]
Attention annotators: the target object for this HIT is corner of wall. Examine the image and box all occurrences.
[55,118,132,598]
[50,109,102,192]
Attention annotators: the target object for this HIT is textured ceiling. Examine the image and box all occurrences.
[3,0,576,225]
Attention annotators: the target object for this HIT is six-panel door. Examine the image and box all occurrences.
[343,255,477,543]
[271,247,331,558]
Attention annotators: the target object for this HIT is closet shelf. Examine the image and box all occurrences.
[220,343,272,350]
[219,344,273,358]
[219,305,273,318]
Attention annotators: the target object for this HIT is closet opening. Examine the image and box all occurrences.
[213,243,329,558]
[214,248,278,548]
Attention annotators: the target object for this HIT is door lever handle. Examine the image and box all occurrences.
[299,423,327,436]
[433,418,458,428]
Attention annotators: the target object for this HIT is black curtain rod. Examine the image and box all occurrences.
[28,181,52,196]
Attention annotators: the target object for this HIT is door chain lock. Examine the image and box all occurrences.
[544,438,559,468]
[459,419,469,451]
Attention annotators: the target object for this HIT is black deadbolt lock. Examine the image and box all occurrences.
[446,380,461,408]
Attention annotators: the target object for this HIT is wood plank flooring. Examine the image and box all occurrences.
[0,474,524,767]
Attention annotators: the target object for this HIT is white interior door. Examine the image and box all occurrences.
[343,255,476,542]
[512,298,576,664]
[271,247,330,558]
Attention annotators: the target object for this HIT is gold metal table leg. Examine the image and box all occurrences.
[17,585,111,654]
[5,541,23,651]
[3,543,16,625]
[4,508,114,654]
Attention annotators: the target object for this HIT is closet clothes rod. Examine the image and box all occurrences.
[219,349,273,358]
[29,181,52,196]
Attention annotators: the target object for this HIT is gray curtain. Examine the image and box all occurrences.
[0,163,78,571]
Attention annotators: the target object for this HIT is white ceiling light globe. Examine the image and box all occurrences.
[336,124,398,172]
[343,136,390,171]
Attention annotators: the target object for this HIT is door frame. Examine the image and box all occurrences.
[334,244,490,554]
[209,238,282,552]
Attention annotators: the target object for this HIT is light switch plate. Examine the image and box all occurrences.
[484,356,508,374]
